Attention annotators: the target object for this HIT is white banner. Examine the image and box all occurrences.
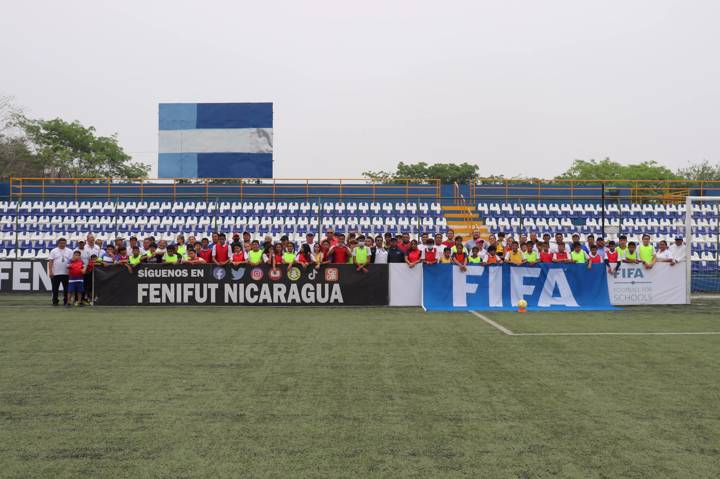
[389,263,423,306]
[607,262,687,305]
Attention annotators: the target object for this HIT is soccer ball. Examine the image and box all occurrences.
[517,299,528,310]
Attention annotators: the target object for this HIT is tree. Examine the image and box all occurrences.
[18,117,149,178]
[363,161,480,184]
[676,160,720,181]
[555,158,678,183]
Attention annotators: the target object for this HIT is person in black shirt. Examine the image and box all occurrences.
[386,237,406,263]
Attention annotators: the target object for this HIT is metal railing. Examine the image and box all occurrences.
[469,179,720,204]
[8,177,442,202]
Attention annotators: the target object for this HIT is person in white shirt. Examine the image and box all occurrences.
[669,237,686,264]
[81,234,101,266]
[655,240,673,264]
[372,235,388,264]
[48,238,73,306]
[549,233,568,253]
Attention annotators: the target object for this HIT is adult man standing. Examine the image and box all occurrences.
[465,229,484,251]
[48,238,73,306]
[302,232,316,251]
[669,236,686,264]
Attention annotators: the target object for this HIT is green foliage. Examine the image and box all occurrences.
[676,159,720,181]
[0,97,148,179]
[555,158,679,183]
[363,161,479,184]
[19,117,148,178]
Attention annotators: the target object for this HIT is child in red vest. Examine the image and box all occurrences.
[67,250,86,307]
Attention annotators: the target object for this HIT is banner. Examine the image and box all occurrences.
[93,263,388,306]
[422,264,614,311]
[0,260,52,293]
[607,262,687,305]
[389,264,423,306]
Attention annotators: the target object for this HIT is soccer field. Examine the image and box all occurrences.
[1,298,719,478]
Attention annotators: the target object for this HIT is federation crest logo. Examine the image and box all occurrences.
[212,267,226,280]
[287,267,302,282]
[269,268,282,281]
[231,267,246,281]
[250,268,264,281]
[324,268,339,282]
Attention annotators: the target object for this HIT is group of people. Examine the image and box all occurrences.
[47,228,687,306]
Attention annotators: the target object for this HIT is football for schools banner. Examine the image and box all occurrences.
[607,262,687,305]
[422,264,614,311]
[93,264,388,306]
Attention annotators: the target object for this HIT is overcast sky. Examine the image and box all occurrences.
[2,1,718,178]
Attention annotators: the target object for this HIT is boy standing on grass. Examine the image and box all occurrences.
[67,250,86,307]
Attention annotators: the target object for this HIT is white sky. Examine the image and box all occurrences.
[2,0,718,178]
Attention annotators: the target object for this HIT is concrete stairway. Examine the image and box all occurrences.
[440,205,489,237]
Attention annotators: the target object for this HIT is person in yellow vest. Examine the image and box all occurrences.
[439,247,453,264]
[638,234,656,269]
[468,246,484,265]
[622,242,640,264]
[247,240,266,266]
[175,234,188,258]
[128,245,144,269]
[522,242,539,265]
[282,243,297,267]
[353,235,371,273]
[507,241,524,265]
[570,242,588,264]
[616,235,629,260]
[162,245,180,265]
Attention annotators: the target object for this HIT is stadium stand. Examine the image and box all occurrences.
[0,200,717,274]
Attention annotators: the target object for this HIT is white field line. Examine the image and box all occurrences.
[469,311,720,337]
[469,310,515,336]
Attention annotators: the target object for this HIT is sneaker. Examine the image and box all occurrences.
[82,300,91,306]
[65,303,72,308]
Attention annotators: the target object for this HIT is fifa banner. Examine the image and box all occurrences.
[0,260,52,293]
[93,264,388,306]
[422,264,614,311]
[607,262,687,305]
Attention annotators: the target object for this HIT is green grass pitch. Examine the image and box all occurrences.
[1,297,719,478]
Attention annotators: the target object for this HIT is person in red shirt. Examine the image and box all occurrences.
[539,242,554,263]
[270,243,284,269]
[67,250,86,307]
[405,240,422,268]
[398,233,411,253]
[605,240,620,273]
[423,238,438,265]
[325,228,340,247]
[319,240,332,264]
[212,233,230,265]
[587,244,603,269]
[442,229,455,248]
[198,237,213,263]
[553,242,572,263]
[296,244,313,269]
[184,248,206,264]
[231,244,246,265]
[329,236,350,264]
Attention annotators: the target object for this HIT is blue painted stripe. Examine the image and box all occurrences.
[158,153,198,178]
[196,103,273,129]
[159,103,197,130]
[197,153,273,178]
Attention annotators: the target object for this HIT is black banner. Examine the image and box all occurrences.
[0,260,52,293]
[93,263,389,306]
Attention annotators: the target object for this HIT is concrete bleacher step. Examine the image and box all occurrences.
[441,205,487,236]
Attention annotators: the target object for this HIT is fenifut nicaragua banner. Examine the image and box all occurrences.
[422,264,615,311]
[0,260,53,293]
[92,263,389,306]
